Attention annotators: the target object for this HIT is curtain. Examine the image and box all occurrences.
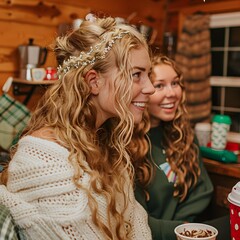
[175,12,212,125]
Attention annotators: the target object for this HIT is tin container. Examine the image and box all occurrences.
[44,67,58,80]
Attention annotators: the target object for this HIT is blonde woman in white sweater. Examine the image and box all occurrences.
[0,15,155,240]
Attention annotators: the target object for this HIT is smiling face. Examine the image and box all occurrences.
[148,63,183,127]
[91,46,155,127]
[128,47,155,124]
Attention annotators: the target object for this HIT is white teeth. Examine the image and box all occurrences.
[161,103,174,108]
[133,102,146,107]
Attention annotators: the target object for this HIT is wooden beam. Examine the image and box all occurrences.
[170,0,240,14]
[176,0,240,38]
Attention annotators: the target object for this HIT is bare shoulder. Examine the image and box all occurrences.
[30,127,57,142]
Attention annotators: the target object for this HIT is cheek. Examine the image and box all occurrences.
[176,88,183,100]
[132,82,141,98]
[148,104,157,114]
[149,92,164,104]
[148,93,162,114]
[98,85,115,107]
[103,81,114,98]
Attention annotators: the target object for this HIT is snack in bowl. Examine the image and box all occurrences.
[174,223,218,240]
[180,228,213,237]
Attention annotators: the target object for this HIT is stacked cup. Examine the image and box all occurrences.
[195,122,212,147]
[228,182,240,240]
[211,114,231,150]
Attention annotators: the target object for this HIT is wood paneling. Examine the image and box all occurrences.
[0,0,90,109]
[170,0,240,37]
[0,0,90,24]
[0,21,56,65]
[0,0,239,110]
[0,0,165,110]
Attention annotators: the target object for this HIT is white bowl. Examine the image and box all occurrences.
[174,223,218,240]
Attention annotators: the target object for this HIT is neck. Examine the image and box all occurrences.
[150,117,161,128]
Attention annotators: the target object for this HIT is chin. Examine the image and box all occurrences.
[133,114,143,124]
[157,112,175,122]
[161,116,175,122]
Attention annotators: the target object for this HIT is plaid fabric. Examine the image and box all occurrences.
[0,204,20,240]
[0,94,31,150]
[0,94,30,130]
[0,152,10,173]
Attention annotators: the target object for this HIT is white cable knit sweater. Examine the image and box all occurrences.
[0,136,152,240]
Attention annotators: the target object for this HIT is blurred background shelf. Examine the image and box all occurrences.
[13,78,57,85]
[12,78,57,105]
[203,156,240,218]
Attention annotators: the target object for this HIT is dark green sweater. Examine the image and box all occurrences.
[135,125,214,240]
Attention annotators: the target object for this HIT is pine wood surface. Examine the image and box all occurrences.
[203,157,240,179]
[13,78,57,85]
[0,0,239,110]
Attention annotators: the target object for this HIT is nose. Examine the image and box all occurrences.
[142,77,155,95]
[165,85,176,97]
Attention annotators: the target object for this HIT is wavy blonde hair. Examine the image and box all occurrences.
[2,17,150,239]
[150,55,200,202]
[130,111,153,187]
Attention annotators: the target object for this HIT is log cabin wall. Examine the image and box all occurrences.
[167,0,240,37]
[0,0,91,108]
[0,0,239,110]
[0,0,165,109]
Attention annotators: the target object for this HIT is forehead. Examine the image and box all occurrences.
[153,64,177,79]
[128,47,151,69]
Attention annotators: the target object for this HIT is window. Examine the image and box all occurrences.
[210,12,240,138]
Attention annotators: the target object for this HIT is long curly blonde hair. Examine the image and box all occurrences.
[3,17,151,239]
[130,111,153,184]
[151,55,200,202]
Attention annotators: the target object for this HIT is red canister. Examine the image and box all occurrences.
[228,182,240,240]
[44,67,58,80]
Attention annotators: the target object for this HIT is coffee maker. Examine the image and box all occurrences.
[18,38,48,80]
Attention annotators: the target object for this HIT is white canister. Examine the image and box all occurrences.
[195,122,212,147]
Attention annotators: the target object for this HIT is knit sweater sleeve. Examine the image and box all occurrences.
[0,136,98,239]
[0,136,152,240]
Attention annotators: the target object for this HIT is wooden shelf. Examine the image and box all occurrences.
[12,78,57,105]
[203,157,240,179]
[13,78,57,85]
[203,156,240,217]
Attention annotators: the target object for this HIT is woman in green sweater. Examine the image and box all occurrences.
[134,55,214,239]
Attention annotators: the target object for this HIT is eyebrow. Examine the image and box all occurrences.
[155,75,179,82]
[132,66,147,72]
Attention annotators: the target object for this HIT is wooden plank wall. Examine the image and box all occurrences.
[0,0,239,110]
[0,0,165,109]
[0,0,90,108]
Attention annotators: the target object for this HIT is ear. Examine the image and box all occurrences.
[85,69,100,95]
